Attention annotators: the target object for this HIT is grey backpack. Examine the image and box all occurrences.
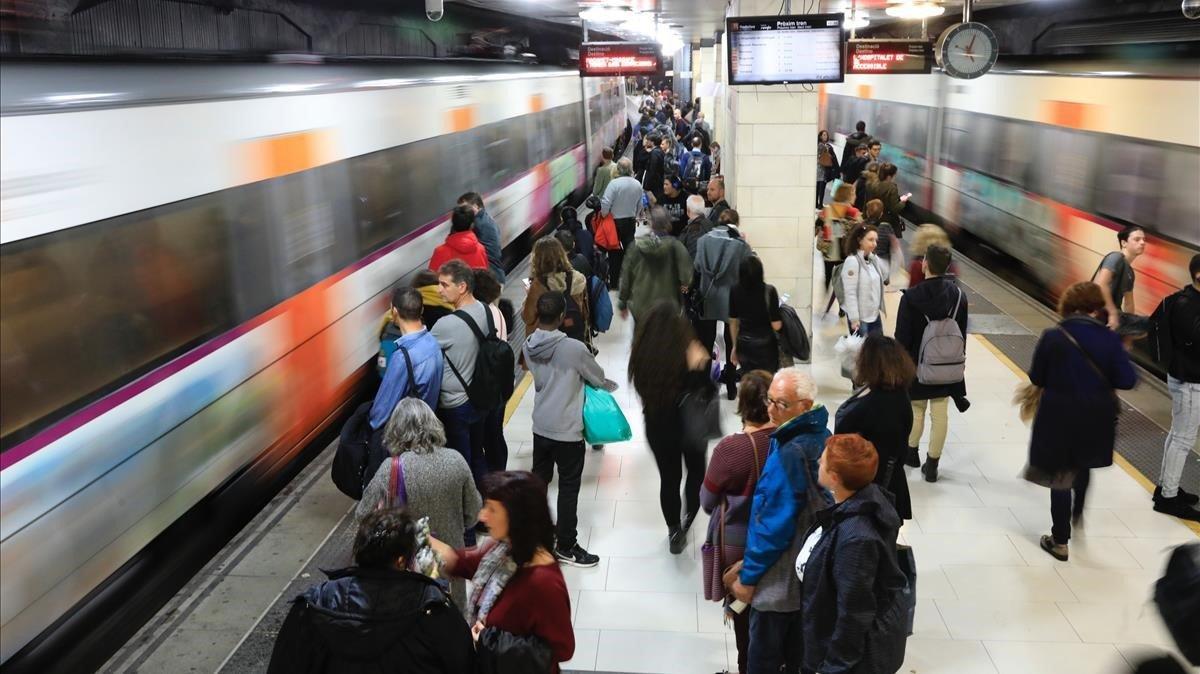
[917,287,966,385]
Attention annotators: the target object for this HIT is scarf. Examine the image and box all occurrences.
[418,284,454,311]
[466,541,518,626]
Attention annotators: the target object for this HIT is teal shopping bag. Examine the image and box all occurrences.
[582,385,632,445]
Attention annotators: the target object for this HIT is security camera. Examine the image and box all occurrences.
[426,0,443,21]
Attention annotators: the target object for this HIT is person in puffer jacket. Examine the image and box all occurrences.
[429,205,489,271]
[268,508,474,674]
[799,434,911,674]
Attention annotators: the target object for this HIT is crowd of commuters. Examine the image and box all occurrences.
[268,106,1198,674]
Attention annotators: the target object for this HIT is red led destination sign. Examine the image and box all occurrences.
[847,40,933,75]
[580,42,663,77]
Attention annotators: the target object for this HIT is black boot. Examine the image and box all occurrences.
[668,526,687,555]
[921,457,939,483]
[905,446,920,468]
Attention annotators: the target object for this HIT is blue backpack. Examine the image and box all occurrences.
[589,275,613,333]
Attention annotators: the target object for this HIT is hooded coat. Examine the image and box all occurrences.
[267,567,474,674]
[522,328,606,443]
[429,230,488,272]
[694,225,750,321]
[895,275,969,401]
[618,233,693,322]
[800,483,910,674]
[521,269,591,343]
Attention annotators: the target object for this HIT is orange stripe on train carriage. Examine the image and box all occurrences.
[447,105,477,133]
[240,130,334,184]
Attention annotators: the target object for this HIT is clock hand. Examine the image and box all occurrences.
[967,35,977,53]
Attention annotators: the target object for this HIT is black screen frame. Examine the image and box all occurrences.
[726,13,846,86]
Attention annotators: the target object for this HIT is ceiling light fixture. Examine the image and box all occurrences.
[843,9,870,29]
[885,1,946,19]
[579,6,630,24]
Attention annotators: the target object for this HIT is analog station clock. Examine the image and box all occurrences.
[935,22,999,79]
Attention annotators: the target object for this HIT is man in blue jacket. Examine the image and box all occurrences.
[731,367,831,674]
[369,287,444,430]
[457,192,505,283]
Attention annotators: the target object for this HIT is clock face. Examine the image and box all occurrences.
[936,22,999,79]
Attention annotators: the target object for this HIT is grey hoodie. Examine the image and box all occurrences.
[522,328,607,442]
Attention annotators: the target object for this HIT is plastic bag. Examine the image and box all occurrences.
[582,384,632,445]
[835,333,865,380]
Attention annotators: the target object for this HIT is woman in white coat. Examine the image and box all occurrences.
[840,224,888,336]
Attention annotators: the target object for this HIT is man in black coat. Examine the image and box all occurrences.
[894,244,968,482]
[840,120,871,177]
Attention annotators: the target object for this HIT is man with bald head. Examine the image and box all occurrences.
[731,366,832,674]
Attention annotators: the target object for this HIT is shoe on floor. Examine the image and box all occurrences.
[1154,485,1200,506]
[1153,495,1200,522]
[591,444,605,451]
[1039,534,1069,561]
[905,446,920,468]
[555,543,600,568]
[668,527,687,555]
[921,457,939,483]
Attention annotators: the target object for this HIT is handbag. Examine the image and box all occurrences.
[1021,463,1078,490]
[1013,382,1043,424]
[679,382,722,449]
[701,433,763,601]
[582,384,633,445]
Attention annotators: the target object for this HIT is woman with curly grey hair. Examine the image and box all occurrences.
[356,397,482,608]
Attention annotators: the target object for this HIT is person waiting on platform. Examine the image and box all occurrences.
[906,224,956,286]
[679,195,716,261]
[706,175,731,225]
[356,398,481,609]
[268,508,474,673]
[799,434,911,674]
[730,367,831,674]
[456,192,505,283]
[656,175,689,234]
[430,205,489,272]
[1152,255,1200,522]
[370,287,444,431]
[730,254,784,377]
[694,206,751,398]
[411,268,454,330]
[1028,282,1137,562]
[473,268,511,475]
[521,237,590,348]
[618,207,693,324]
[1093,224,1150,335]
[430,471,575,672]
[600,158,644,292]
[841,224,888,337]
[866,163,908,237]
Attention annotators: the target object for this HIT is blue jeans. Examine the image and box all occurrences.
[847,317,883,336]
[437,402,488,487]
[747,608,804,674]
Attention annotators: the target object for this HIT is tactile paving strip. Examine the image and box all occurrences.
[981,334,1200,497]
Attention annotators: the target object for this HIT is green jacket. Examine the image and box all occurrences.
[592,161,616,198]
[618,233,693,321]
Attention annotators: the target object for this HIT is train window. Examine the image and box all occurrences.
[0,196,236,447]
[439,127,486,206]
[1032,126,1099,211]
[483,118,526,187]
[940,110,973,169]
[1158,146,1200,246]
[993,121,1037,187]
[349,148,407,256]
[1096,139,1163,228]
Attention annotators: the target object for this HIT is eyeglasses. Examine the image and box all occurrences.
[767,396,796,409]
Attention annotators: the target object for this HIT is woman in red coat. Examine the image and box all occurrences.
[430,205,489,271]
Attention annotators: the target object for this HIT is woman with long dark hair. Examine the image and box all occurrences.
[816,130,841,209]
[729,254,784,376]
[629,302,714,554]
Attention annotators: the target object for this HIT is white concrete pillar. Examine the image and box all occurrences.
[723,0,822,323]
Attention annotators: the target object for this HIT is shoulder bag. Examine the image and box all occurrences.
[702,432,762,601]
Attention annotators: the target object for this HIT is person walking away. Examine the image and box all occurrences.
[799,434,911,674]
[412,269,455,330]
[268,508,475,673]
[684,136,713,185]
[457,193,506,283]
[840,121,871,174]
[371,287,445,431]
[523,292,609,567]
[694,210,751,396]
[555,230,593,279]
[473,269,511,473]
[521,237,590,348]
[841,143,870,188]
[730,255,784,378]
[432,260,494,489]
[430,205,489,272]
[558,203,596,273]
[600,158,644,292]
[729,367,832,674]
[618,208,693,324]
[629,303,715,553]
[707,176,731,226]
[633,129,651,180]
[840,224,887,337]
[656,176,689,234]
[679,195,716,260]
[866,163,908,238]
[820,183,861,294]
[833,335,916,521]
[1028,282,1138,561]
[1151,254,1200,522]
[907,224,955,286]
[700,370,776,674]
[816,130,841,209]
[895,244,969,481]
[430,472,575,673]
[643,133,667,203]
[711,142,723,176]
[356,399,482,609]
[854,162,879,212]
[591,147,616,201]
[1093,225,1150,335]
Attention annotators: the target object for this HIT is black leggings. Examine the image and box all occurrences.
[644,407,706,531]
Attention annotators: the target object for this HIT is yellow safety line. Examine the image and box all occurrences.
[503,372,533,426]
[975,335,1200,537]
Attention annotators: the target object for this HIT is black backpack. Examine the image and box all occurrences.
[331,400,387,500]
[545,275,588,344]
[778,301,811,362]
[445,307,515,412]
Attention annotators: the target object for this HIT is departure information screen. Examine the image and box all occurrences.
[847,40,933,74]
[726,14,845,85]
[579,42,663,76]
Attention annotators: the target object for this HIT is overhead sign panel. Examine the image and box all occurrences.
[726,14,845,85]
[847,40,934,74]
[580,42,663,77]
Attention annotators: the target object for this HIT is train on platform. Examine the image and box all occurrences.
[821,60,1200,339]
[0,60,626,668]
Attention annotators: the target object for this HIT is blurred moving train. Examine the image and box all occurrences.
[0,60,625,667]
[821,60,1200,344]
